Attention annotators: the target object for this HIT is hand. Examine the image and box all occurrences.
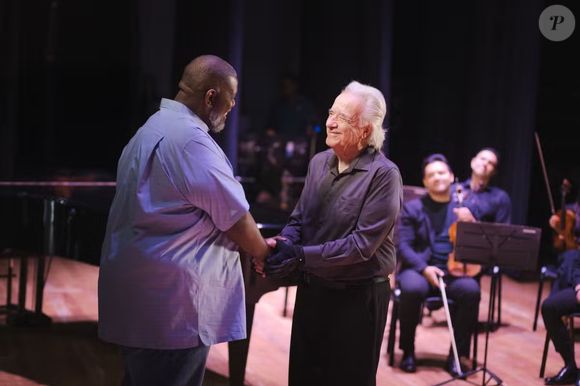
[252,256,265,277]
[264,240,305,279]
[453,207,476,222]
[253,236,288,276]
[422,266,445,287]
[576,285,580,304]
[549,214,560,231]
[265,235,287,249]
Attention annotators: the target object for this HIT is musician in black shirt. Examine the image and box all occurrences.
[397,154,481,376]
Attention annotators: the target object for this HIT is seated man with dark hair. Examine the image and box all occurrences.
[397,153,481,376]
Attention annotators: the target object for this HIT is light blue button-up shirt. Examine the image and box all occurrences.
[98,99,249,349]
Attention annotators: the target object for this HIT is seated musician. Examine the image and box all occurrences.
[397,153,481,376]
[458,147,511,224]
[542,195,580,386]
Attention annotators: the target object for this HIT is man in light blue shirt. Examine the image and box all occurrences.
[98,55,270,386]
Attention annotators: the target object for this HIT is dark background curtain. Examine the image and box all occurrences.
[0,0,578,267]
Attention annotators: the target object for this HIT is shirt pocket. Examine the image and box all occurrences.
[335,196,362,228]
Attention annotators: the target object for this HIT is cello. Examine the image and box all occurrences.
[447,181,482,277]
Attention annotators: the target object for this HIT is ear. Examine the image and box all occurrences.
[205,89,217,107]
[360,123,372,140]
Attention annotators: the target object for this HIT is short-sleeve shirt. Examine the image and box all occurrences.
[98,99,249,349]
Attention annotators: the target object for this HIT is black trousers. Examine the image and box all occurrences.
[288,276,390,386]
[397,269,481,357]
[542,286,580,365]
[120,345,210,386]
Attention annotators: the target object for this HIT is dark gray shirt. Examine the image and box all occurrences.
[280,147,403,281]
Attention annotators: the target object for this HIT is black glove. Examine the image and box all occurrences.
[265,240,305,279]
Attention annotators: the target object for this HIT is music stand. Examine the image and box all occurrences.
[434,221,541,386]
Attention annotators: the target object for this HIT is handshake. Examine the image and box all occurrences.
[259,238,305,279]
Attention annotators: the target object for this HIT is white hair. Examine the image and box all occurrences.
[343,81,387,151]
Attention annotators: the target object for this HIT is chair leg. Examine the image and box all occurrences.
[533,276,544,331]
[569,316,575,359]
[497,273,502,326]
[540,331,550,378]
[387,300,399,367]
[472,321,478,370]
[282,287,289,317]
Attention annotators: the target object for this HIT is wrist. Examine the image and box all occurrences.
[295,245,305,266]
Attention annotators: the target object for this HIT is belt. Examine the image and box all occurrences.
[302,272,388,290]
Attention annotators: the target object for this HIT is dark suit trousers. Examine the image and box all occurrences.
[397,269,481,357]
[288,278,390,386]
[542,287,580,364]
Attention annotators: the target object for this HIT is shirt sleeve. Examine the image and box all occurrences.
[573,252,580,288]
[180,139,249,232]
[495,190,512,224]
[300,166,403,268]
[279,161,315,244]
[281,203,304,245]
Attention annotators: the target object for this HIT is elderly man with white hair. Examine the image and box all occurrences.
[265,81,403,386]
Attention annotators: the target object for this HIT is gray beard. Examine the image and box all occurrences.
[211,122,225,133]
[209,110,226,133]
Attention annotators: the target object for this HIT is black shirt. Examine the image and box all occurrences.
[281,147,403,281]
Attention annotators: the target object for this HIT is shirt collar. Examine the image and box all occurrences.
[462,178,490,192]
[327,147,376,175]
[159,98,209,133]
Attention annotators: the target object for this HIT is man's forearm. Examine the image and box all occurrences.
[225,212,270,260]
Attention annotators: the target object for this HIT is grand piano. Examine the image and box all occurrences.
[0,180,425,385]
[0,179,294,385]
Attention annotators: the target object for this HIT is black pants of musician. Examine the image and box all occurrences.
[542,286,580,368]
[397,269,480,358]
[288,277,390,386]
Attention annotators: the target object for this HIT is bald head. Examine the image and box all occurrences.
[178,55,237,96]
[175,55,238,132]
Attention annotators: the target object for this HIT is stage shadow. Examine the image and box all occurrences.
[0,320,229,386]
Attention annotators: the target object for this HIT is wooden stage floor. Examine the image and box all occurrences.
[0,256,577,386]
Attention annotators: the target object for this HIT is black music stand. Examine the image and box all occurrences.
[434,221,541,386]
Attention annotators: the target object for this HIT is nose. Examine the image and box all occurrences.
[326,116,338,129]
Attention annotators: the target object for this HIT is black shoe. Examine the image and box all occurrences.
[545,365,577,385]
[445,355,465,378]
[399,352,416,373]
